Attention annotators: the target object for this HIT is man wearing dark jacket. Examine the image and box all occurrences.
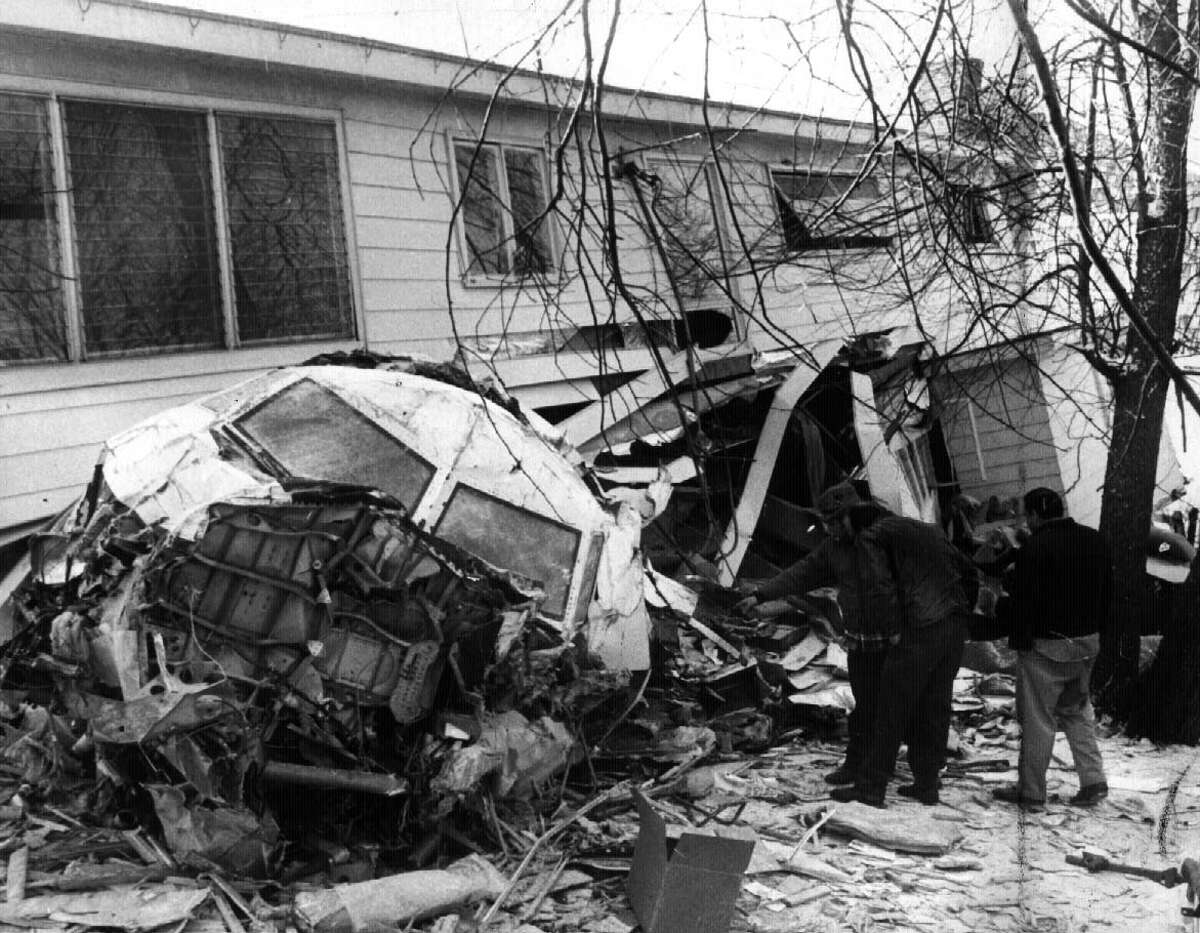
[992,488,1111,811]
[832,504,977,807]
[734,481,888,787]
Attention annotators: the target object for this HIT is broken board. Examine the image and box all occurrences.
[822,801,963,855]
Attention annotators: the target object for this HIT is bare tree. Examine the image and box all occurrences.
[423,0,1200,737]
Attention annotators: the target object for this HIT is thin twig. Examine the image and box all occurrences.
[520,855,569,922]
[478,780,631,928]
[793,807,838,856]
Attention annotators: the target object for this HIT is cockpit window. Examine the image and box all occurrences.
[434,484,580,619]
[235,378,435,510]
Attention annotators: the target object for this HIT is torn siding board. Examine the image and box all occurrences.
[851,371,922,519]
[715,341,841,584]
[557,344,756,454]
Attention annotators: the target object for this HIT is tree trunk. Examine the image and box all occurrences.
[1093,371,1169,716]
[1094,5,1195,728]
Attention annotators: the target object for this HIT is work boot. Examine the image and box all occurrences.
[992,784,1045,813]
[1070,782,1108,807]
[829,785,885,808]
[823,764,858,786]
[896,783,940,806]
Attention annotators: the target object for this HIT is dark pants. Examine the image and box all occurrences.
[862,617,966,797]
[844,646,887,775]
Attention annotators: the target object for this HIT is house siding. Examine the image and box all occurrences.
[0,3,897,533]
[932,354,1064,507]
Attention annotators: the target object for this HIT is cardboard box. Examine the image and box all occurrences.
[627,789,755,933]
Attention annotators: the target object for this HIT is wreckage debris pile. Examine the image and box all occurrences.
[0,466,876,926]
[5,495,1157,932]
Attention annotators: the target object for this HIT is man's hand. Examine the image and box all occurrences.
[733,593,761,617]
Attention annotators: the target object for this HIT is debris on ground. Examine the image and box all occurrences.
[2,361,1198,932]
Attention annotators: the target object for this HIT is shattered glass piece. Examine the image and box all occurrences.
[434,485,580,619]
[236,378,436,509]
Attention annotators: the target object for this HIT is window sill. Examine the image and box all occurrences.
[759,245,895,262]
[0,338,364,397]
[460,271,569,290]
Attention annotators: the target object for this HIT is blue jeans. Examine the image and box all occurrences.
[1016,645,1107,801]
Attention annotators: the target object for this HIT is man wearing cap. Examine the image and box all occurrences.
[734,481,891,788]
[833,502,978,807]
[991,487,1111,811]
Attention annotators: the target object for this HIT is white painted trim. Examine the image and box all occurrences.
[0,339,363,397]
[46,92,82,362]
[334,111,368,348]
[0,0,876,142]
[446,132,566,288]
[490,347,655,387]
[443,131,472,282]
[208,111,239,350]
[965,399,989,481]
[0,74,344,122]
[642,153,737,318]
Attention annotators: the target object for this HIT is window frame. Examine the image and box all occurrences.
[769,166,894,253]
[0,82,362,365]
[431,482,583,620]
[640,154,734,313]
[946,183,994,246]
[446,133,561,287]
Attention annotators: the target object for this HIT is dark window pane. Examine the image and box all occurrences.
[503,147,554,274]
[64,101,222,354]
[771,170,891,251]
[0,94,66,361]
[235,378,436,511]
[218,115,355,342]
[434,485,580,619]
[454,143,507,275]
[948,184,992,243]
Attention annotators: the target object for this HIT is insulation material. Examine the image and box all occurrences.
[587,504,652,670]
[851,371,921,519]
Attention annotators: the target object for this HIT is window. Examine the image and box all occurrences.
[643,158,726,307]
[0,94,354,363]
[433,485,581,619]
[219,115,353,342]
[453,141,554,277]
[65,102,223,354]
[0,94,67,361]
[771,170,892,251]
[234,378,436,511]
[947,184,992,244]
